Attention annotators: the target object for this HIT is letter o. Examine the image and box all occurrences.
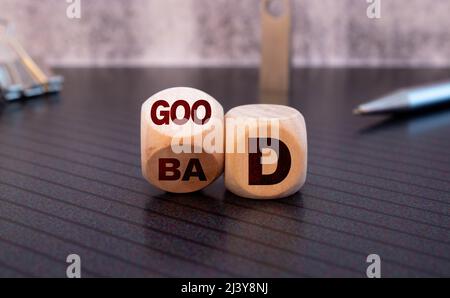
[171,100,190,125]
[191,99,212,125]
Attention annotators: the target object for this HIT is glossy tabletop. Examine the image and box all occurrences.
[0,67,449,277]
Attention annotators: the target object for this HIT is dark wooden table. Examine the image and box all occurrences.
[0,67,449,277]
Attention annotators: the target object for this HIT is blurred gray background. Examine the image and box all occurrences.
[1,0,449,67]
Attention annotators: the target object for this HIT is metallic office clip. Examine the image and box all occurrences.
[0,63,22,101]
[0,19,63,102]
[260,0,292,104]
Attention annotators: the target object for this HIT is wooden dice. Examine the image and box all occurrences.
[141,87,224,193]
[225,104,307,199]
[141,89,307,199]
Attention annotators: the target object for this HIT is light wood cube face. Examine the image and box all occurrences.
[141,87,224,193]
[225,104,307,199]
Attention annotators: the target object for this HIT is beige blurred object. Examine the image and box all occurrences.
[225,104,307,199]
[141,87,224,193]
[259,0,291,104]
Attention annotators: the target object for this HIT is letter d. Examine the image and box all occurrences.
[248,138,291,185]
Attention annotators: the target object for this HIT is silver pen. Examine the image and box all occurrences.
[354,81,450,115]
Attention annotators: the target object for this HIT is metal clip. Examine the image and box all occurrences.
[0,19,63,102]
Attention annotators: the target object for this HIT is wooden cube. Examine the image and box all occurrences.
[141,87,224,193]
[225,104,307,199]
